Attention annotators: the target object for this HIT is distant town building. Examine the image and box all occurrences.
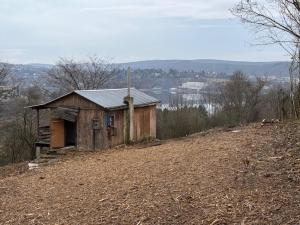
[180,82,207,90]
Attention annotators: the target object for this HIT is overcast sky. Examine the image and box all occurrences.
[0,0,290,64]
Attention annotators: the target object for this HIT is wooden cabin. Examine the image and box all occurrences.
[29,88,159,150]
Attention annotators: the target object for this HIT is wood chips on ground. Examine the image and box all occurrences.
[0,123,300,225]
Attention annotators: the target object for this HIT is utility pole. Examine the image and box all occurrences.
[124,66,134,144]
[127,66,131,97]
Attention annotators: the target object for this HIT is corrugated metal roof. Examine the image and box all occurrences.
[75,88,159,110]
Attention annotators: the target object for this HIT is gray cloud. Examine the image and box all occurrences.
[0,0,288,63]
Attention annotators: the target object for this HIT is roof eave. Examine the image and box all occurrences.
[108,101,160,111]
[26,91,75,110]
[25,104,48,110]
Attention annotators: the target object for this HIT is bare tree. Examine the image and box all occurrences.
[231,0,300,78]
[216,71,266,125]
[0,85,43,164]
[0,63,10,86]
[48,55,116,93]
[232,0,300,118]
[0,63,11,114]
[231,0,300,56]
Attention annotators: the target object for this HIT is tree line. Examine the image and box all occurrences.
[157,70,297,140]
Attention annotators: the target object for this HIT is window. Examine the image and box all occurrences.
[105,114,116,136]
[110,115,115,127]
[105,114,115,128]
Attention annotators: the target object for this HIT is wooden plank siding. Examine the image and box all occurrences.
[133,105,156,141]
[76,109,125,150]
[110,110,125,147]
[149,105,157,138]
[76,109,104,150]
[46,93,100,110]
[44,92,156,150]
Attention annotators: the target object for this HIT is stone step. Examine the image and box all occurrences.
[29,158,60,170]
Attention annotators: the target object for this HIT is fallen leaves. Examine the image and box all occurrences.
[0,123,300,224]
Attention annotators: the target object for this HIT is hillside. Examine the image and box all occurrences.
[1,122,300,224]
[120,59,290,76]
[5,59,291,84]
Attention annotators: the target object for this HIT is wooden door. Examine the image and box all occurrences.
[51,119,65,148]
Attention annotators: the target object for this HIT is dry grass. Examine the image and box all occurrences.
[0,123,300,224]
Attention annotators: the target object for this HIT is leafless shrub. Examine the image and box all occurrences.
[261,86,295,120]
[212,71,266,126]
[1,117,35,164]
[157,106,209,140]
[0,86,42,165]
[0,63,10,86]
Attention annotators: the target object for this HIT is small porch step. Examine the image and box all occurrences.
[30,146,76,169]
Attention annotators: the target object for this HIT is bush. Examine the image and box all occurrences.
[0,113,36,165]
[0,86,41,165]
[157,106,209,139]
[213,71,266,126]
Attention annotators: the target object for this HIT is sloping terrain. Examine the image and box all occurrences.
[119,59,290,76]
[1,123,300,225]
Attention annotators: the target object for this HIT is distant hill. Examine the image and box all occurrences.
[3,59,291,82]
[119,59,291,76]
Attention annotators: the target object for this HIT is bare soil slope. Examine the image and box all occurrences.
[1,123,300,225]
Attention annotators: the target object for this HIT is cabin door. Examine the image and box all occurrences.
[51,119,65,148]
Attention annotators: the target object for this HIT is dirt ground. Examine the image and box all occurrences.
[1,122,300,225]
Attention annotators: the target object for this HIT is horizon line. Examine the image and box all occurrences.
[2,58,291,66]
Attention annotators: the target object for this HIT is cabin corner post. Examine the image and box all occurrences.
[129,97,134,142]
[124,66,134,144]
